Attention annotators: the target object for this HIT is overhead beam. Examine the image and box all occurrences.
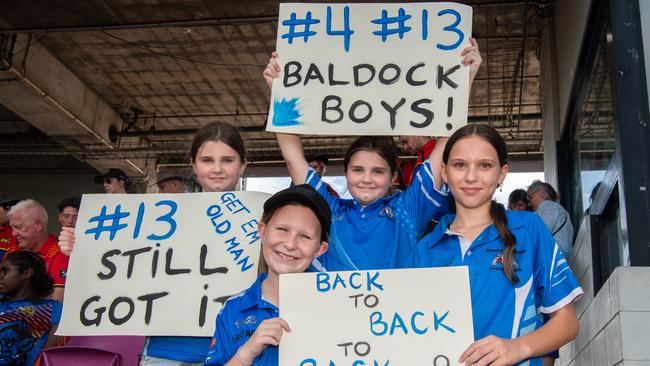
[0,33,146,176]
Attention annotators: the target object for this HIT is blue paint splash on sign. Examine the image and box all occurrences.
[272,98,303,126]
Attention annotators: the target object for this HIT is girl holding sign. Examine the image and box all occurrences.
[204,184,330,366]
[409,124,582,366]
[59,122,249,366]
[263,40,481,272]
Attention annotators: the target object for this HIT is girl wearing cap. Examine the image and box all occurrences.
[262,43,481,271]
[204,184,329,366]
[59,122,249,365]
[409,124,582,366]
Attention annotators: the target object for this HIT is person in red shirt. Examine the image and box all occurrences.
[7,199,68,302]
[0,197,19,261]
[398,136,438,187]
[399,37,483,188]
[308,155,340,198]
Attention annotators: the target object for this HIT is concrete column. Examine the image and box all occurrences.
[540,26,560,189]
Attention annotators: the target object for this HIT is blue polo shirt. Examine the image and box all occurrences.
[409,211,583,366]
[305,161,449,271]
[204,274,279,366]
[142,335,211,362]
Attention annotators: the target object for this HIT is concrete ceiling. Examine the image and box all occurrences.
[0,0,551,178]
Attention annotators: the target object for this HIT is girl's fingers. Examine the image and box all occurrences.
[460,45,478,56]
[277,317,291,332]
[474,349,499,366]
[459,337,490,362]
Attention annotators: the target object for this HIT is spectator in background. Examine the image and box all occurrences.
[7,200,68,302]
[153,172,188,194]
[308,155,340,198]
[398,136,437,187]
[527,180,574,258]
[0,251,63,366]
[0,196,19,260]
[94,168,130,194]
[508,188,531,211]
[56,196,80,228]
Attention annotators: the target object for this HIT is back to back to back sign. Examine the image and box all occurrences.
[279,267,474,366]
[267,2,473,136]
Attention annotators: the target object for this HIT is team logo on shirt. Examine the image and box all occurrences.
[379,207,396,220]
[235,315,257,328]
[490,253,519,270]
[17,306,34,317]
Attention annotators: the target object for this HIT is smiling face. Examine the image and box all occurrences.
[192,140,247,192]
[58,206,78,228]
[259,204,328,277]
[345,150,396,206]
[443,135,508,211]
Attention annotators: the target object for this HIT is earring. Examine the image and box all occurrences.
[499,184,503,192]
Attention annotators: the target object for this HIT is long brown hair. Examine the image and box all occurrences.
[343,136,398,174]
[443,124,519,284]
[189,122,246,163]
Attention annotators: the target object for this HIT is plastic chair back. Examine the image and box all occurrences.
[65,336,145,366]
[40,346,122,366]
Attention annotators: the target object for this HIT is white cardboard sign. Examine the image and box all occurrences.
[58,192,269,336]
[267,2,473,136]
[279,267,474,365]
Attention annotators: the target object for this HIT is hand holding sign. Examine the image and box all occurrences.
[279,267,474,366]
[58,192,268,336]
[237,318,292,365]
[266,2,474,136]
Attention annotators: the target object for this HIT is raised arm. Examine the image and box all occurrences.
[263,53,310,184]
[462,37,482,90]
[425,137,447,190]
[424,38,481,189]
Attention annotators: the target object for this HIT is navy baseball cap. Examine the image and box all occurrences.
[263,184,331,240]
[94,168,131,185]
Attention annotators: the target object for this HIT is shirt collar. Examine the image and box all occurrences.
[426,209,526,249]
[239,273,277,311]
[345,192,396,211]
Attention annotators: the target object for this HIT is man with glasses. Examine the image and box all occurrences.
[94,168,131,194]
[527,180,574,258]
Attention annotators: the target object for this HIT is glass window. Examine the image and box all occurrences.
[575,31,616,215]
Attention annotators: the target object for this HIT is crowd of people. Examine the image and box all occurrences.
[0,41,584,366]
